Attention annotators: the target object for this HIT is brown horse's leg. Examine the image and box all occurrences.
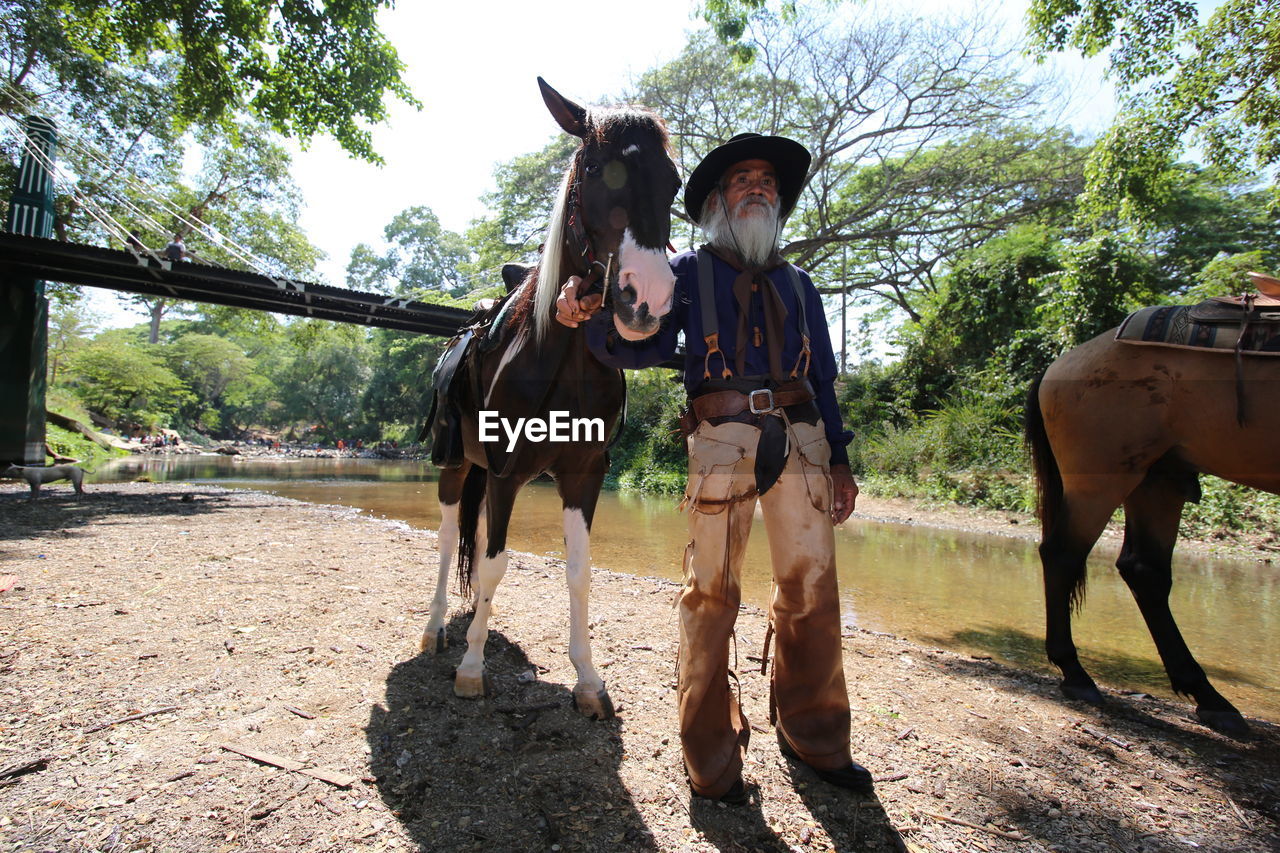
[422,463,472,655]
[1042,477,1138,707]
[1119,474,1248,736]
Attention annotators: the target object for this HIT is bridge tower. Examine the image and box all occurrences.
[0,116,56,466]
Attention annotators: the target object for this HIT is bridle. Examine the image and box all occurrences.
[564,148,615,305]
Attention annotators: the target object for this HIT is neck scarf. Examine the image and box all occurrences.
[706,245,789,382]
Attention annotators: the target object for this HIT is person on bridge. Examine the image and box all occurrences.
[555,133,872,804]
[164,234,187,262]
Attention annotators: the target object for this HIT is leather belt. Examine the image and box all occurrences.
[691,380,814,422]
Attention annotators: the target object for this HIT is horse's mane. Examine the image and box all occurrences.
[528,106,673,344]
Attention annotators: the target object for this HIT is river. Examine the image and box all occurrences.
[93,454,1280,724]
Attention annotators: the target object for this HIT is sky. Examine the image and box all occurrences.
[86,0,1117,328]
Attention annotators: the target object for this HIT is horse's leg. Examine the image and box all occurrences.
[1043,477,1137,706]
[421,463,471,655]
[557,457,614,720]
[453,473,517,699]
[1119,475,1247,736]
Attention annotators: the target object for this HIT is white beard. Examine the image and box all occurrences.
[702,194,780,267]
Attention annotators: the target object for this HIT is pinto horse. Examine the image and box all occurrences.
[1026,330,1280,736]
[420,79,680,719]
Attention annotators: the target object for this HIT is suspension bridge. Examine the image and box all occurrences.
[0,114,476,466]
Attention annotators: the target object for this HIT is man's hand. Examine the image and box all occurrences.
[830,464,858,525]
[555,276,604,328]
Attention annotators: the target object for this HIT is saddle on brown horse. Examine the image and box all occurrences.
[1115,272,1280,425]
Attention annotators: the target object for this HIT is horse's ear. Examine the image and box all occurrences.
[538,77,588,138]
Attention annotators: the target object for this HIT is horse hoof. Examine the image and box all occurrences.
[420,627,447,656]
[572,685,615,720]
[454,669,491,699]
[1196,707,1250,738]
[1060,680,1104,706]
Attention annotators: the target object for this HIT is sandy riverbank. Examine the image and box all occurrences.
[1,483,1276,852]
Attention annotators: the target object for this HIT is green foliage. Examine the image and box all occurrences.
[836,361,908,472]
[162,333,254,432]
[892,224,1063,410]
[464,134,578,286]
[47,300,101,386]
[1141,168,1280,291]
[1032,231,1162,353]
[44,423,124,468]
[44,0,417,162]
[1182,479,1280,540]
[859,392,1033,511]
[1028,0,1280,221]
[609,369,688,495]
[698,0,819,63]
[269,321,374,442]
[361,329,443,438]
[62,335,189,428]
[347,206,471,298]
[1186,251,1275,303]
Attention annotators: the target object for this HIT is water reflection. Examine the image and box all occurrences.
[93,455,1280,723]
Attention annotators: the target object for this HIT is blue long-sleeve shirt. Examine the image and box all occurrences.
[585,248,853,466]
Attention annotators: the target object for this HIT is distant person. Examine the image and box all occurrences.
[164,234,187,262]
[126,229,144,251]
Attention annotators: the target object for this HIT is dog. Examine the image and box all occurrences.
[2,464,86,500]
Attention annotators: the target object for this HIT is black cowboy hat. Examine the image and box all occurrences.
[683,133,812,224]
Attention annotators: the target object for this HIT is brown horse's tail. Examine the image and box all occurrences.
[456,465,487,601]
[1025,374,1064,538]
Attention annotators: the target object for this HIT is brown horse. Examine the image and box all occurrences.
[1026,331,1280,736]
[420,80,680,719]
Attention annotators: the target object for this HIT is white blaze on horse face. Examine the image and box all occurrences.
[614,228,674,341]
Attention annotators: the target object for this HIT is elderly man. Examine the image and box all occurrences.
[557,133,872,803]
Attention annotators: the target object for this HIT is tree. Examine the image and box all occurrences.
[2,0,417,163]
[270,322,373,442]
[1027,0,1280,220]
[1136,167,1280,290]
[47,300,100,385]
[347,206,471,299]
[163,333,254,434]
[891,224,1063,410]
[464,134,579,288]
[113,119,324,343]
[362,328,442,440]
[628,14,1082,320]
[63,334,189,428]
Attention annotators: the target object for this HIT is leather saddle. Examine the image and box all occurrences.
[420,263,535,465]
[1188,272,1280,324]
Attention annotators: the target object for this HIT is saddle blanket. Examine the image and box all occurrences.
[1115,304,1280,356]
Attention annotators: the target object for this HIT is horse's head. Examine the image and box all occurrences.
[537,78,680,342]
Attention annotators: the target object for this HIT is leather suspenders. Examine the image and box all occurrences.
[696,248,812,380]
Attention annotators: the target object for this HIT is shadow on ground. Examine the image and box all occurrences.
[913,636,1280,848]
[927,624,1267,694]
[368,612,653,852]
[0,485,248,543]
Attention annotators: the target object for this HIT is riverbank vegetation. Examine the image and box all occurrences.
[10,1,1279,541]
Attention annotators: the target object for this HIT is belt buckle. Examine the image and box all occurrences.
[748,388,774,414]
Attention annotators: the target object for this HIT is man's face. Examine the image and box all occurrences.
[720,158,779,218]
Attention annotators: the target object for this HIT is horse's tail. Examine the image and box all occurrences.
[1025,374,1085,606]
[1024,374,1062,532]
[456,465,487,601]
